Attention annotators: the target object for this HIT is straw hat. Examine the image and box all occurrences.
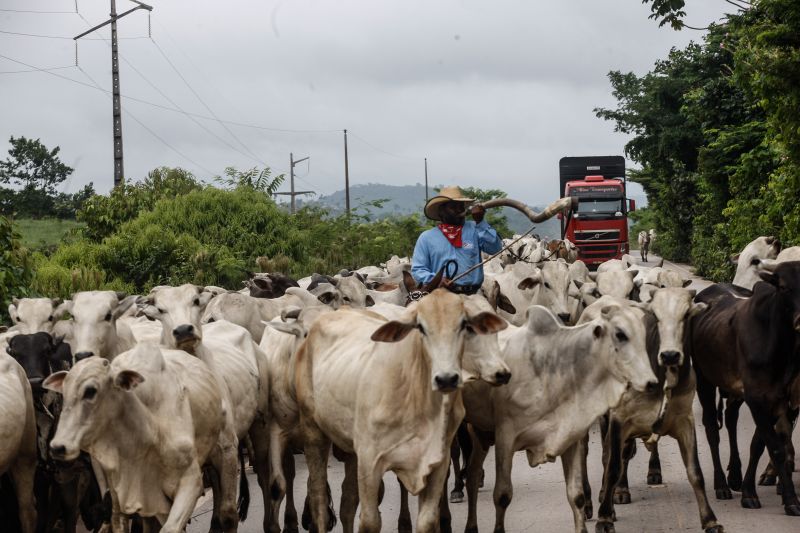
[424,186,475,221]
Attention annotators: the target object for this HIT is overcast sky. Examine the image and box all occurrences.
[0,0,731,206]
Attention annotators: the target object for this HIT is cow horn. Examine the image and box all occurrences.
[474,196,576,223]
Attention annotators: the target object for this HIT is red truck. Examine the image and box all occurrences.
[558,156,634,267]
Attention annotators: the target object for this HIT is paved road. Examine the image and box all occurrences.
[182,255,799,532]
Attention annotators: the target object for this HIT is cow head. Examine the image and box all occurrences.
[460,295,511,386]
[517,260,572,324]
[6,332,72,391]
[648,288,707,386]
[66,291,137,361]
[758,261,800,332]
[371,289,506,392]
[593,269,638,300]
[732,236,781,290]
[578,299,657,393]
[139,284,215,351]
[8,297,63,334]
[44,356,143,461]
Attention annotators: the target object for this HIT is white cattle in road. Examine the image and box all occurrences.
[0,350,37,533]
[590,268,639,300]
[296,291,507,533]
[44,344,239,533]
[140,284,271,529]
[732,236,781,289]
[484,260,572,326]
[7,297,63,334]
[200,287,319,342]
[57,291,139,361]
[461,304,657,533]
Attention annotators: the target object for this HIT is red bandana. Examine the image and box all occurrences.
[438,224,463,248]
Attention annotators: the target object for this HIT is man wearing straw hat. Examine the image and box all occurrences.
[411,186,503,295]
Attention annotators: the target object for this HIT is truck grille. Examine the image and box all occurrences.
[574,230,620,242]
[580,244,619,254]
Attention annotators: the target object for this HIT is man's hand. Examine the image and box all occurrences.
[471,205,486,223]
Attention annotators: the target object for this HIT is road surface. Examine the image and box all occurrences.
[178,254,799,532]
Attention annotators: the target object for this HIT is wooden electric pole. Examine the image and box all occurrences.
[274,153,312,214]
[74,0,153,189]
[343,129,350,218]
[424,157,429,201]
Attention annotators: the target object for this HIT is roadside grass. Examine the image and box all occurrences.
[14,218,85,251]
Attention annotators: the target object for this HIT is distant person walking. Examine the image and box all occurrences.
[411,186,502,295]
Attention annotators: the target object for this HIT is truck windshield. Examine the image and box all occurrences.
[575,198,623,214]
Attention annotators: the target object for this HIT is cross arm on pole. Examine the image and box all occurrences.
[73,2,153,40]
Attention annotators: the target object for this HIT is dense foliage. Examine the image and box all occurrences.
[598,0,799,279]
[0,216,33,322]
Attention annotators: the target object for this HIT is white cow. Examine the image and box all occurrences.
[58,291,138,361]
[731,236,781,289]
[638,230,653,262]
[0,350,37,533]
[484,260,572,326]
[297,290,507,533]
[462,304,657,533]
[140,284,271,527]
[8,297,63,334]
[44,345,239,532]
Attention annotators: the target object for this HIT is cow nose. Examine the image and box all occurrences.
[28,377,44,389]
[557,313,571,324]
[434,373,460,392]
[645,380,659,394]
[74,351,94,361]
[173,324,195,339]
[50,443,67,459]
[660,351,681,366]
[494,370,512,385]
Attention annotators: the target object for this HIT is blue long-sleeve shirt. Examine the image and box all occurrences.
[411,220,502,287]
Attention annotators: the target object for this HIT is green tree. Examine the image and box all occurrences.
[0,216,33,323]
[215,166,285,194]
[0,136,74,218]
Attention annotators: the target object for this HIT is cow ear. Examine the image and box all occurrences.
[729,253,740,265]
[365,295,375,307]
[402,271,418,293]
[758,270,778,286]
[113,295,138,320]
[198,291,215,308]
[497,294,517,315]
[689,302,708,318]
[8,302,19,323]
[53,300,73,320]
[467,312,507,335]
[43,371,68,393]
[517,273,541,290]
[371,319,417,343]
[114,370,145,391]
[682,279,692,288]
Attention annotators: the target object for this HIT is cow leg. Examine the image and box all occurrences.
[248,422,271,533]
[301,419,333,533]
[10,454,37,533]
[283,451,300,533]
[580,434,593,520]
[561,439,589,533]
[450,423,470,504]
[465,429,490,533]
[207,435,240,532]
[492,433,515,533]
[647,444,663,485]
[339,454,358,533]
[724,397,743,491]
[748,403,800,515]
[597,419,623,533]
[672,416,723,532]
[267,426,290,533]
[696,379,731,499]
[159,463,205,533]
[417,459,450,533]
[613,440,635,505]
[398,479,412,533]
[759,411,793,487]
[741,429,765,509]
[355,460,383,533]
[439,464,453,533]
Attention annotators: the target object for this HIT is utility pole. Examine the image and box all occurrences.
[424,157,429,201]
[274,153,312,214]
[343,129,350,218]
[74,0,153,189]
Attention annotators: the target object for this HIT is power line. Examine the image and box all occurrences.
[0,9,75,14]
[0,64,74,74]
[0,29,149,40]
[150,36,266,165]
[348,130,418,161]
[77,65,216,178]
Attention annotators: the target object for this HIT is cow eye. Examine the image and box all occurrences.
[193,298,200,306]
[48,315,54,322]
[417,324,427,336]
[544,282,551,289]
[104,312,113,322]
[82,386,97,401]
[615,330,628,342]
[157,308,166,314]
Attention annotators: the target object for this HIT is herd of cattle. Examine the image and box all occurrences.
[0,234,799,533]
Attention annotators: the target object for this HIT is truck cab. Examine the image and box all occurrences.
[559,156,632,267]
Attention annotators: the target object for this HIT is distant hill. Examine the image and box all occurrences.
[301,183,563,239]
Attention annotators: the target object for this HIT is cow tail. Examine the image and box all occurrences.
[717,396,725,430]
[238,442,250,522]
